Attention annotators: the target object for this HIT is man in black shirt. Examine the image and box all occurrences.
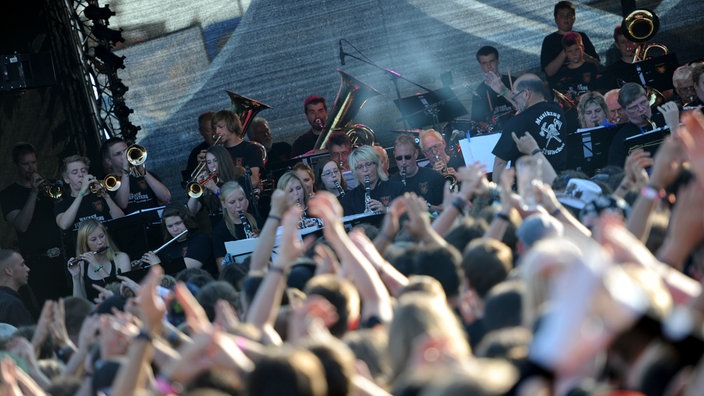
[184,111,216,183]
[492,74,568,180]
[471,46,514,128]
[290,95,328,157]
[0,250,33,327]
[389,135,445,212]
[0,143,66,304]
[214,110,265,190]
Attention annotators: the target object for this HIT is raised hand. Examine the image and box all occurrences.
[679,110,704,187]
[137,266,167,334]
[173,280,211,334]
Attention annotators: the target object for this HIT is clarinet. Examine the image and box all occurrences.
[238,211,255,239]
[401,166,407,187]
[334,181,345,197]
[364,175,373,214]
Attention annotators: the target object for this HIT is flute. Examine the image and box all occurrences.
[131,229,189,268]
[67,246,108,268]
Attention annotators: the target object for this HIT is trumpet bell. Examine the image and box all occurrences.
[187,182,204,199]
[104,175,122,191]
[126,144,147,166]
[88,180,106,195]
[226,91,272,134]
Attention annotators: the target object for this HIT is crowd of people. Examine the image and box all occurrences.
[1,0,704,394]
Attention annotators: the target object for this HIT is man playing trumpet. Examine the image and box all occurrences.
[101,137,172,214]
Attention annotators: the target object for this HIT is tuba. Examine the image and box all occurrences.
[314,69,382,151]
[226,91,272,138]
[621,9,668,62]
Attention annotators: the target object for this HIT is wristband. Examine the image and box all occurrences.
[640,185,665,201]
[214,187,221,197]
[530,148,541,156]
[451,197,468,213]
[494,212,510,222]
[155,375,182,395]
[269,265,286,275]
[499,88,509,97]
[135,329,153,342]
[79,190,87,197]
[267,214,282,223]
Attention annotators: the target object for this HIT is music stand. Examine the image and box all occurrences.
[394,87,467,129]
[106,206,165,261]
[624,126,670,158]
[565,126,618,176]
[618,53,679,92]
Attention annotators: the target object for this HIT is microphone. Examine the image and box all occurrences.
[339,40,345,66]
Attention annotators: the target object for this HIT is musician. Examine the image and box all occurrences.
[672,65,698,108]
[604,89,625,124]
[316,159,347,199]
[0,143,66,303]
[212,181,260,271]
[549,32,601,103]
[389,135,445,211]
[373,145,390,176]
[340,145,404,216]
[492,74,567,181]
[66,219,131,303]
[54,155,124,233]
[290,95,327,157]
[607,83,675,167]
[577,92,614,129]
[138,205,217,278]
[540,1,599,79]
[101,137,171,213]
[248,117,273,152]
[184,111,215,182]
[214,110,263,190]
[187,145,244,234]
[277,171,321,228]
[599,26,637,91]
[419,129,465,176]
[327,131,352,171]
[289,163,313,199]
[471,46,514,127]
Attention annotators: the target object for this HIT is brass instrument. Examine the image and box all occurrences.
[641,114,657,131]
[552,89,575,112]
[187,171,218,199]
[226,91,272,135]
[189,134,222,182]
[131,229,189,269]
[621,9,668,62]
[314,69,382,150]
[251,141,268,165]
[88,175,121,195]
[435,155,458,192]
[126,144,148,177]
[38,177,64,200]
[364,175,373,214]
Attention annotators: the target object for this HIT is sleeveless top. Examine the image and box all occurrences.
[82,259,117,302]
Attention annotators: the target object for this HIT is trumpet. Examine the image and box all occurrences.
[88,175,121,195]
[187,170,218,199]
[37,177,63,200]
[126,144,148,177]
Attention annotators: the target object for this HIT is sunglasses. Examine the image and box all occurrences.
[395,155,412,161]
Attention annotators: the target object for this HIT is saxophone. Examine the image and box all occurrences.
[238,211,255,239]
[401,166,407,187]
[334,181,345,197]
[364,175,373,214]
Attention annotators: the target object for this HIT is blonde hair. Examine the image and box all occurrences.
[75,219,119,262]
[219,181,258,237]
[61,155,90,179]
[577,91,608,128]
[277,171,309,207]
[348,145,387,183]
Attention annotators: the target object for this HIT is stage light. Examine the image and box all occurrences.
[91,24,124,44]
[84,4,115,21]
[93,45,125,69]
[114,102,133,118]
[112,78,128,96]
[121,122,141,140]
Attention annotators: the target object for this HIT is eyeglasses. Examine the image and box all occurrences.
[395,155,413,161]
[511,90,526,100]
[321,169,340,177]
[354,161,376,171]
[625,98,650,113]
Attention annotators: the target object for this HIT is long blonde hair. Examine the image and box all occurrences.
[219,181,259,237]
[75,219,119,262]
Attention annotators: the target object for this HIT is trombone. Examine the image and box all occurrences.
[189,134,222,182]
[187,170,218,199]
[88,175,121,195]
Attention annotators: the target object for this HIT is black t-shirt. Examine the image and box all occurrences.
[492,101,567,171]
[158,232,217,277]
[340,179,405,216]
[471,75,514,126]
[109,174,163,214]
[540,31,599,73]
[0,183,63,254]
[390,167,445,205]
[0,286,33,327]
[290,129,319,157]
[53,194,114,232]
[549,62,599,99]
[226,141,265,170]
[211,219,246,260]
[82,259,117,302]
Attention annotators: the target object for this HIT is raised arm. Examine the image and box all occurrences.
[249,189,289,273]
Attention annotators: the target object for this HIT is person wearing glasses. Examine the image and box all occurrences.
[341,145,404,216]
[607,83,677,167]
[389,135,445,212]
[316,159,347,199]
[419,129,465,177]
[491,74,567,181]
